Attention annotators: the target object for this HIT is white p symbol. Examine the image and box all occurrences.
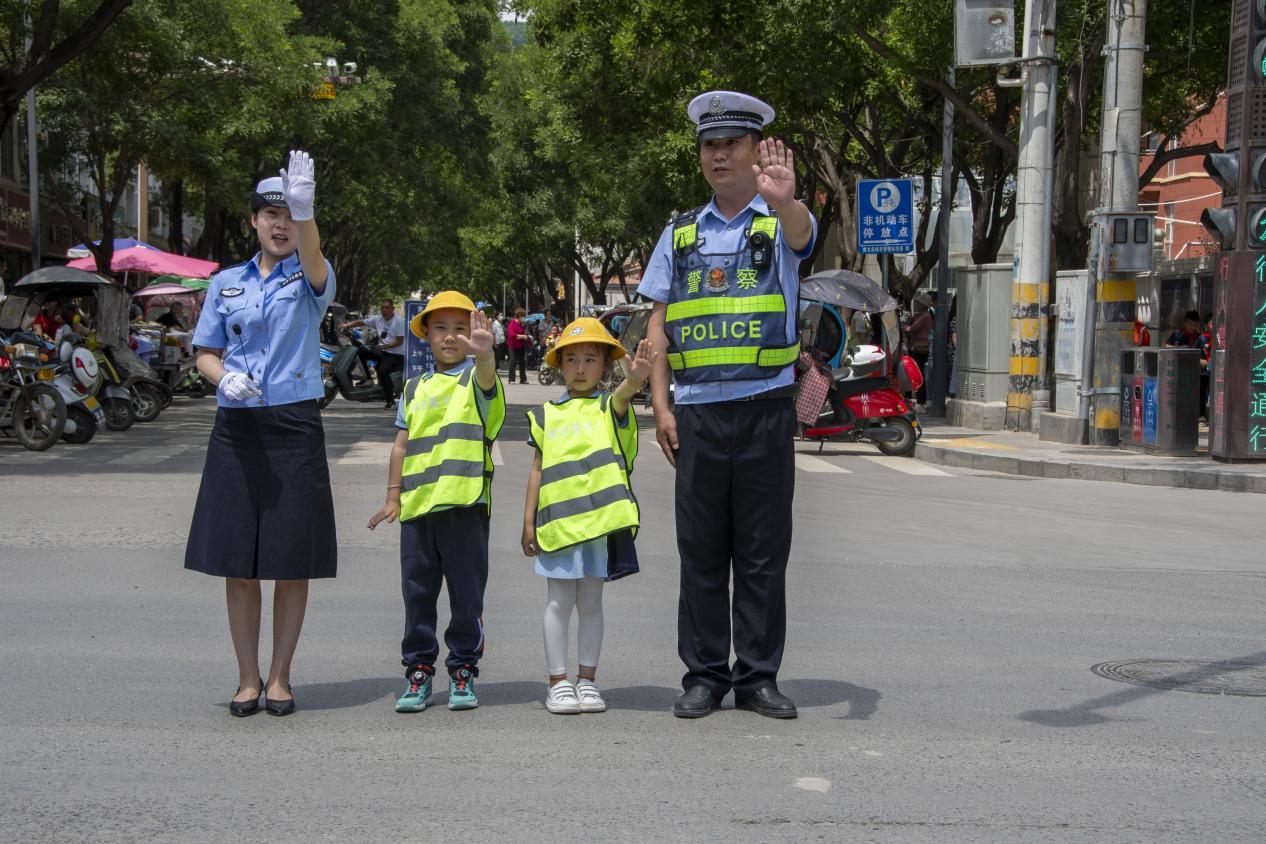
[870,181,901,214]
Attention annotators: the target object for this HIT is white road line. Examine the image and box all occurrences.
[491,441,504,466]
[861,455,951,476]
[794,453,853,474]
[335,440,393,466]
[110,446,186,466]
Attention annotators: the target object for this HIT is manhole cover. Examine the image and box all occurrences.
[1091,660,1266,696]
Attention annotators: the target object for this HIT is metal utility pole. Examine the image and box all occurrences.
[1004,0,1057,431]
[136,163,149,243]
[928,67,955,417]
[1084,0,1147,445]
[23,2,40,270]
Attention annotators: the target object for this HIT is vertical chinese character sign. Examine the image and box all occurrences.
[404,299,434,380]
[1251,254,1266,454]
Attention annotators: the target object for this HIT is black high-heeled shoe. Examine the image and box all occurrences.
[265,684,295,717]
[230,679,265,717]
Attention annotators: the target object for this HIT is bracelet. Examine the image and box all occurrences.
[387,484,401,490]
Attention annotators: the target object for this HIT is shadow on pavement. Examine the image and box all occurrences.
[1017,649,1266,728]
[283,676,401,711]
[781,678,881,719]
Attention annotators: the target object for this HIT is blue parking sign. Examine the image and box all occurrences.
[857,178,914,254]
[404,299,434,379]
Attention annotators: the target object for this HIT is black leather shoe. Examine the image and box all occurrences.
[736,687,798,719]
[265,685,295,717]
[672,685,722,719]
[229,679,264,717]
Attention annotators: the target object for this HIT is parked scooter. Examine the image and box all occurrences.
[0,334,66,450]
[321,329,402,407]
[797,270,924,457]
[51,338,106,444]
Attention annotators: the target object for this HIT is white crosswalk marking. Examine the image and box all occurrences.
[795,453,853,474]
[491,441,504,466]
[860,455,950,476]
[335,440,393,466]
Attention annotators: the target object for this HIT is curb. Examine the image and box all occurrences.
[914,440,1266,494]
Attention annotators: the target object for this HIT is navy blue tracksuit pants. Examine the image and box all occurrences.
[400,504,489,676]
[673,397,796,697]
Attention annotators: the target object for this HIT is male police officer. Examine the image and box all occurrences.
[643,91,816,719]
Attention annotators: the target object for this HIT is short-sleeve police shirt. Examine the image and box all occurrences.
[638,194,816,404]
[193,251,337,408]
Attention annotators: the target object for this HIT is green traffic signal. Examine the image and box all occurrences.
[1250,206,1266,249]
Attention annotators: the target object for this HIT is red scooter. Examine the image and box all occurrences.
[795,270,924,457]
[800,343,922,456]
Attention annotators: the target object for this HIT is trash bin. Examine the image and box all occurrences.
[1118,347,1201,456]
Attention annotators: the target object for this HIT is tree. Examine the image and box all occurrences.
[0,0,132,137]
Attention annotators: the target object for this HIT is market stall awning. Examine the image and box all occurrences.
[150,274,211,291]
[133,283,196,298]
[67,246,219,279]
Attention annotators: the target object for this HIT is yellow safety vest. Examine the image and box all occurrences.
[528,394,639,553]
[400,365,505,521]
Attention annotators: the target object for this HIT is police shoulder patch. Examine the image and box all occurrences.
[279,270,305,288]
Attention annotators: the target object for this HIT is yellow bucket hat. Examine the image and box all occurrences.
[545,317,625,367]
[410,290,477,339]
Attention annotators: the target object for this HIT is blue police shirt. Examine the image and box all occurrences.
[193,252,337,408]
[638,194,816,404]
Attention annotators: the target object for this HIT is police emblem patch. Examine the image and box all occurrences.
[221,287,244,298]
[705,267,729,293]
[708,95,724,115]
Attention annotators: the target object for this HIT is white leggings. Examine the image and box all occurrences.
[543,576,604,676]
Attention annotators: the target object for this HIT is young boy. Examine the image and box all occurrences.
[368,292,504,712]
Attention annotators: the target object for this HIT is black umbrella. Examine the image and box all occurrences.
[800,269,897,313]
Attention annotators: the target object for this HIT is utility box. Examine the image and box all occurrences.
[1097,212,1156,275]
[954,0,1016,67]
[954,264,1012,403]
[1052,269,1090,413]
[1118,347,1201,456]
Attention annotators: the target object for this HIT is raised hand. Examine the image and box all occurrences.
[627,339,656,387]
[456,309,495,360]
[280,149,316,221]
[752,138,796,210]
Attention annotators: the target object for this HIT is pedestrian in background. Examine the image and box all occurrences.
[521,319,654,714]
[506,307,529,383]
[904,294,932,405]
[367,291,504,713]
[185,151,337,718]
[492,311,507,370]
[644,90,816,720]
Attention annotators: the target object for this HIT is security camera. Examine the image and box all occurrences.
[342,62,357,76]
[325,57,338,75]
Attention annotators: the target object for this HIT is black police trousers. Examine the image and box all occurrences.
[400,504,489,676]
[674,396,796,697]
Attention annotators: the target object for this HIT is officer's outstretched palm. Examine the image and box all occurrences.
[753,138,796,208]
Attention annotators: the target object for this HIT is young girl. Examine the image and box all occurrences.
[522,318,655,714]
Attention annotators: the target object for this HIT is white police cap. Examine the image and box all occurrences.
[250,176,287,211]
[688,91,775,140]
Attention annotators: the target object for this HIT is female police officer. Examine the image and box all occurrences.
[185,151,337,717]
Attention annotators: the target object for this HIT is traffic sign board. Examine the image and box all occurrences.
[857,178,914,254]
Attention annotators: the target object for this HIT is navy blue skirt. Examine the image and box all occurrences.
[185,400,337,580]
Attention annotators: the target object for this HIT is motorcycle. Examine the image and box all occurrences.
[0,335,66,451]
[51,337,106,444]
[321,329,402,408]
[797,270,924,457]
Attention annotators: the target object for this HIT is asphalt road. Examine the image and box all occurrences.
[2,384,1264,842]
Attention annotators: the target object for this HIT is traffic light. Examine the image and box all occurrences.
[1201,153,1240,248]
[1255,0,1266,84]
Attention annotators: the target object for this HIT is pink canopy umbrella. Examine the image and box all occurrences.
[67,245,219,279]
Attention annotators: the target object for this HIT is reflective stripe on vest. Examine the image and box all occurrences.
[664,213,796,382]
[399,367,505,520]
[528,395,638,553]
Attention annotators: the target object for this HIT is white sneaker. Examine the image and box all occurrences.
[545,680,582,714]
[575,679,607,713]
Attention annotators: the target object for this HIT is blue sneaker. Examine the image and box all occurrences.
[448,667,478,710]
[395,668,432,713]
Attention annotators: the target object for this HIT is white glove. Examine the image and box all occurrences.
[280,149,316,221]
[218,371,262,401]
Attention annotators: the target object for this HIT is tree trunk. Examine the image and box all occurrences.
[167,179,184,255]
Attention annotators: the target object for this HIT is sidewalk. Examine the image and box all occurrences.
[915,419,1266,493]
